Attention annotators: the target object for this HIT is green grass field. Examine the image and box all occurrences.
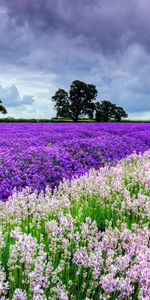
[0,117,150,123]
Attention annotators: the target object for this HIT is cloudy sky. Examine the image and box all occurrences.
[0,0,150,119]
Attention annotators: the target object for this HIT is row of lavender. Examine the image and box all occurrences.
[1,122,150,200]
[0,150,149,299]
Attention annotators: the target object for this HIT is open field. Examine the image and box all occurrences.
[0,117,150,123]
[1,123,150,200]
[0,118,96,123]
[0,123,150,299]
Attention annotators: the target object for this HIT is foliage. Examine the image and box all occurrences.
[52,89,70,118]
[52,80,97,121]
[52,83,128,122]
[113,106,128,121]
[95,100,128,122]
[0,99,7,114]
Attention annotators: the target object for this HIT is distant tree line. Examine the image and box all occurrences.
[52,80,128,122]
[0,82,128,122]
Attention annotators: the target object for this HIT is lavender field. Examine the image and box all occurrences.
[0,123,150,299]
[1,122,150,200]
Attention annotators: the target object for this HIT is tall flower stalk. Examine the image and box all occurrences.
[0,151,150,299]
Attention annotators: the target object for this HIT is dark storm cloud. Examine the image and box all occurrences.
[2,0,150,54]
[0,0,150,118]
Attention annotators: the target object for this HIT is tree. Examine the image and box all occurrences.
[69,81,97,121]
[95,100,128,122]
[0,100,7,114]
[113,106,128,122]
[85,102,95,119]
[51,89,70,118]
[52,80,97,121]
[95,100,116,122]
[95,102,103,121]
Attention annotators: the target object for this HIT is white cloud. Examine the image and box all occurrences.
[0,84,34,107]
[0,65,58,118]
